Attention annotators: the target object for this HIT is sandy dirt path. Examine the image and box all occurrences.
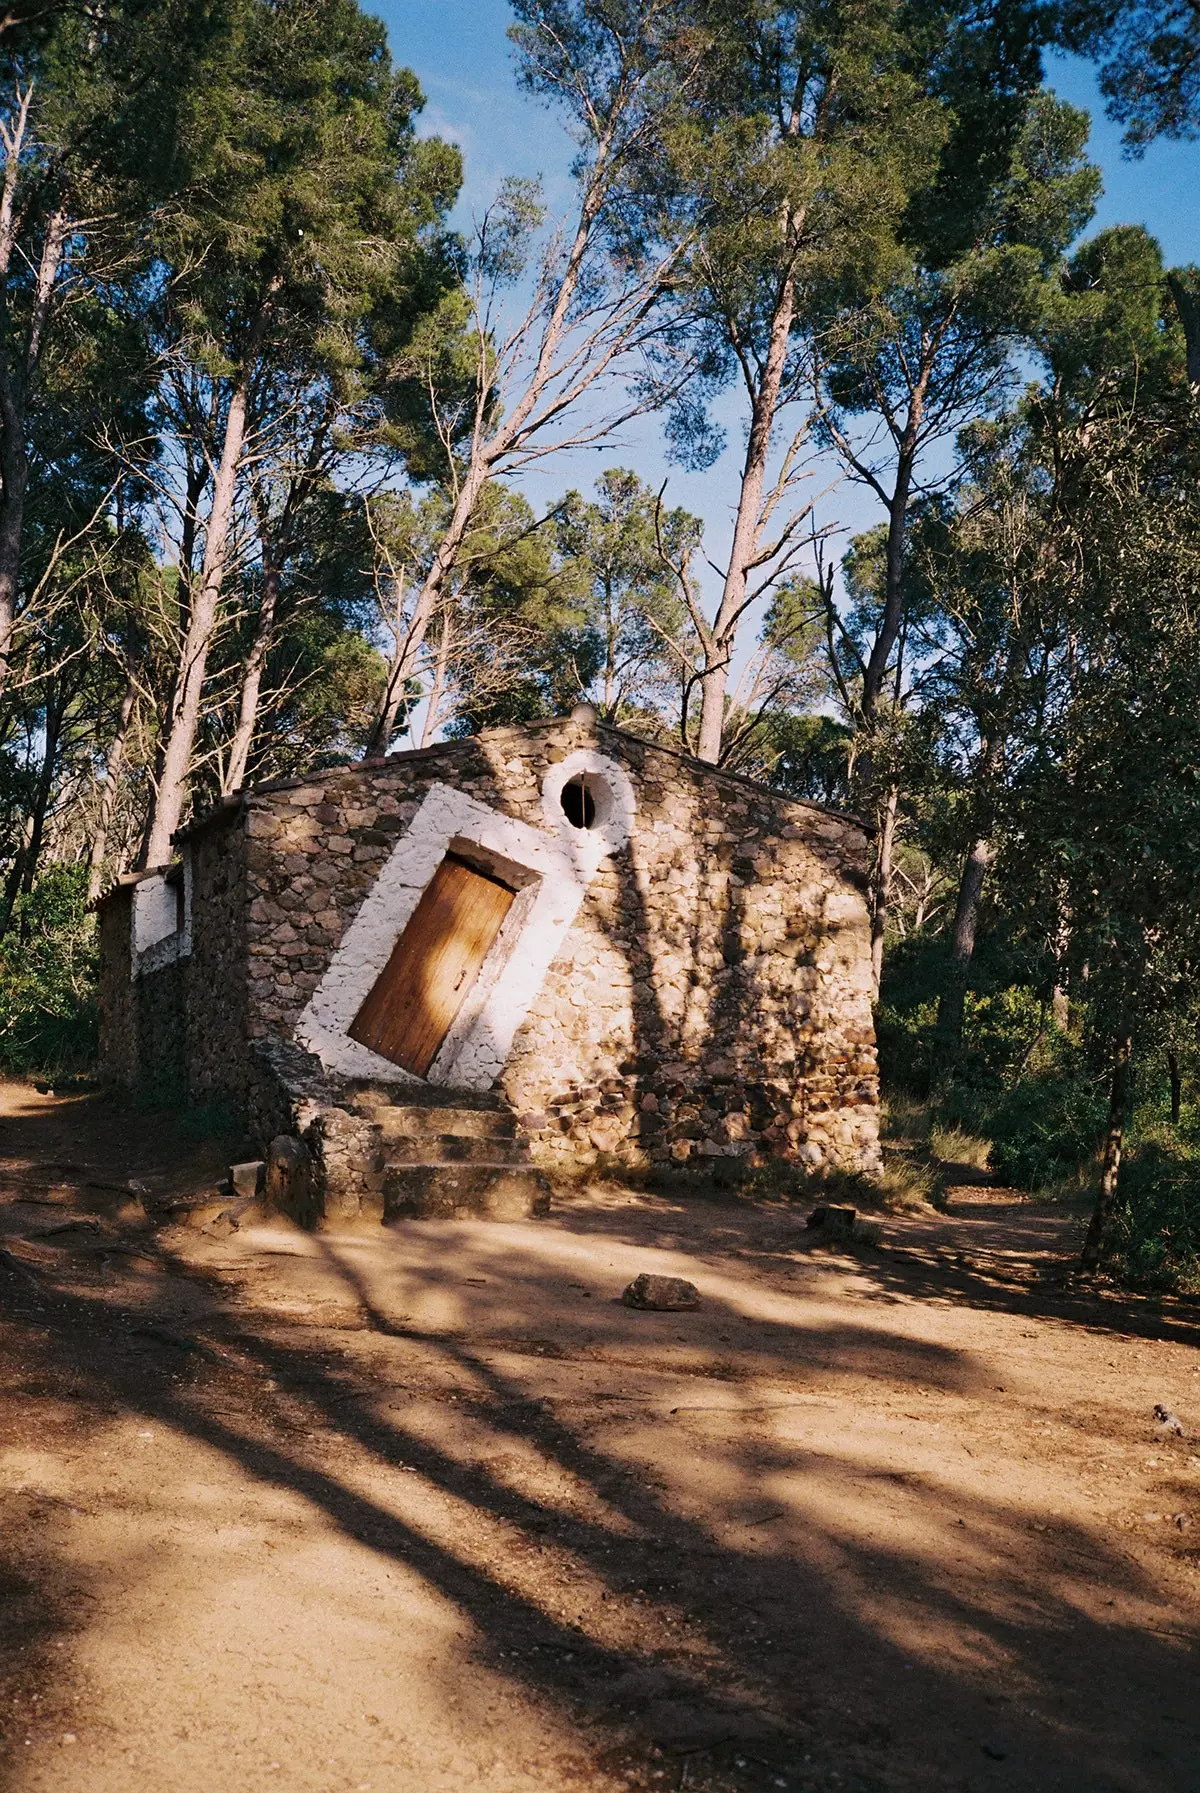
[0,1083,1197,1793]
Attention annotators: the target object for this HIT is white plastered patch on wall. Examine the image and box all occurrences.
[131,860,192,977]
[295,756,636,1090]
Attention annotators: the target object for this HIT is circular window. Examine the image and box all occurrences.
[542,750,634,851]
[560,773,599,830]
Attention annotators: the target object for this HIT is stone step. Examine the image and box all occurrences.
[383,1164,552,1223]
[344,1080,507,1117]
[372,1105,519,1143]
[379,1132,530,1168]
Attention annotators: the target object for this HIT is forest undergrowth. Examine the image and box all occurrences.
[879,936,1200,1294]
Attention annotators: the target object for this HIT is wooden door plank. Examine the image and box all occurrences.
[348,854,515,1076]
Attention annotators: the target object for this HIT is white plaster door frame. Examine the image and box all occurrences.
[294,762,634,1090]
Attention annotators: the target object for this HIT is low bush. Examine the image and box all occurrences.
[976,1062,1107,1191]
[929,1123,991,1170]
[876,931,1200,1286]
[1106,1121,1200,1293]
[869,1154,946,1211]
[0,865,98,1076]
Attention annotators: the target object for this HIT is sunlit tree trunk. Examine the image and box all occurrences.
[87,678,137,902]
[696,265,798,763]
[869,785,899,993]
[223,556,280,795]
[140,288,278,866]
[419,606,452,749]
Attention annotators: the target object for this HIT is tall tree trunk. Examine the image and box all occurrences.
[140,379,249,864]
[419,606,452,749]
[19,690,62,903]
[1080,1029,1134,1271]
[869,784,899,994]
[0,810,31,942]
[365,462,490,757]
[0,404,27,699]
[0,208,67,701]
[934,836,993,1067]
[139,290,277,866]
[860,447,920,727]
[696,276,798,764]
[0,682,63,938]
[1168,1048,1182,1126]
[223,557,280,795]
[1167,269,1200,388]
[603,575,617,717]
[692,71,825,766]
[366,566,414,757]
[87,678,137,902]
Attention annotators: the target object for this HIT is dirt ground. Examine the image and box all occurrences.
[0,1082,1197,1793]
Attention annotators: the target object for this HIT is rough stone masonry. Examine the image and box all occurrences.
[98,713,881,1217]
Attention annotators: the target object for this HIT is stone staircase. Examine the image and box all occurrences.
[251,1040,551,1228]
[362,1087,551,1223]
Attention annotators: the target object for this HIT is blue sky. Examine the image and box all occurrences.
[385,2,1200,259]
[377,2,1200,614]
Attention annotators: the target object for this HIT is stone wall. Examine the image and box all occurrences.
[232,717,880,1175]
[183,802,250,1109]
[95,875,190,1100]
[96,886,135,1089]
[135,959,188,1102]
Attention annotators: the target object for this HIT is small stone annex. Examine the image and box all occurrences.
[96,709,881,1226]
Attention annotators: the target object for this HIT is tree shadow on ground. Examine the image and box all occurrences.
[544,1182,1200,1352]
[1,1139,1198,1793]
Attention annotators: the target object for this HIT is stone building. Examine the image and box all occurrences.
[97,710,880,1225]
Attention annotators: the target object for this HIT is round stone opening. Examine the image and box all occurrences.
[560,773,602,830]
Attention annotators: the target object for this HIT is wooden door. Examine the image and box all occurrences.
[348,853,515,1076]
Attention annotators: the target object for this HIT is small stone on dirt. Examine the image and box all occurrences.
[1154,1403,1186,1436]
[229,1160,265,1200]
[806,1204,857,1236]
[622,1273,700,1311]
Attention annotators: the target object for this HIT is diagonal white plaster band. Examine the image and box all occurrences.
[294,762,635,1090]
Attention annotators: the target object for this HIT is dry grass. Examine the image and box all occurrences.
[929,1123,992,1171]
[881,1093,932,1145]
[872,1153,947,1212]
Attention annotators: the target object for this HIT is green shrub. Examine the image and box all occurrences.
[1106,1122,1200,1292]
[0,864,98,1076]
[879,933,1102,1192]
[978,1063,1106,1190]
[874,993,940,1093]
[874,934,944,1092]
[876,933,1055,1101]
[955,985,1048,1088]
